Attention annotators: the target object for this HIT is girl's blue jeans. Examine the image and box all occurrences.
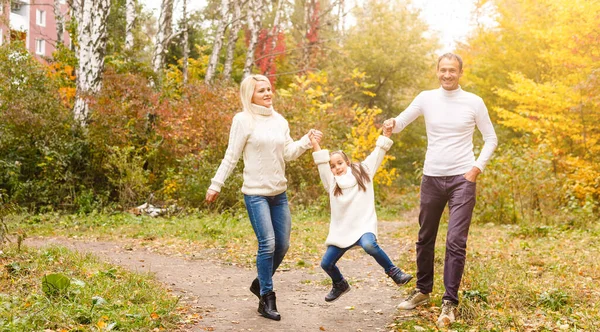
[244,192,291,296]
[321,232,396,282]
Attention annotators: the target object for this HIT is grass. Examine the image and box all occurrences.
[0,245,193,331]
[5,207,600,330]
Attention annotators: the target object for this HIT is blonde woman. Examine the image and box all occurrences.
[206,75,322,321]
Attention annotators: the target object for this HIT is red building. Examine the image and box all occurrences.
[0,0,71,59]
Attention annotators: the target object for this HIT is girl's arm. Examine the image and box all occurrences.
[311,133,334,193]
[362,124,394,179]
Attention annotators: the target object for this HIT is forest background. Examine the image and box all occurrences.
[0,0,599,329]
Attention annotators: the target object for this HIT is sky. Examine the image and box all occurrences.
[140,0,478,52]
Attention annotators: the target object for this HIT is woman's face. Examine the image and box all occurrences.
[251,81,273,108]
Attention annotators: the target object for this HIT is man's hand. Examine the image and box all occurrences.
[463,167,481,183]
[205,189,219,204]
[383,118,396,133]
[382,121,394,138]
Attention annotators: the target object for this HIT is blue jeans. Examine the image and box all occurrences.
[321,233,395,282]
[244,192,291,296]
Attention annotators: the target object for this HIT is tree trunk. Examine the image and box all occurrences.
[205,0,230,84]
[301,0,313,70]
[53,0,64,45]
[73,0,111,125]
[182,0,189,84]
[242,0,263,78]
[125,0,136,50]
[152,0,174,74]
[263,0,282,77]
[223,0,242,80]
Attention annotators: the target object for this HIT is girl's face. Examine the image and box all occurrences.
[251,81,273,108]
[330,153,349,176]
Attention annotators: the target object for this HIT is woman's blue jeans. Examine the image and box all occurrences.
[321,232,395,282]
[244,192,291,296]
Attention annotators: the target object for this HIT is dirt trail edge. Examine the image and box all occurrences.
[26,221,416,332]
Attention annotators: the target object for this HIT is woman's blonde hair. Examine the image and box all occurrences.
[239,74,272,114]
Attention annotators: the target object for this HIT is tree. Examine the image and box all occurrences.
[223,0,242,80]
[73,0,112,124]
[152,0,174,74]
[242,0,263,78]
[125,0,136,50]
[205,0,230,83]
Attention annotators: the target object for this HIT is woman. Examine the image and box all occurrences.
[205,74,322,321]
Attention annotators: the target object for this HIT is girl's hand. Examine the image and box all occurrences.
[205,189,219,204]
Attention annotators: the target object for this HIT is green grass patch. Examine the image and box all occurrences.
[0,245,185,331]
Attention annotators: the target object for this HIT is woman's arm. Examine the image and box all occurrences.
[205,115,249,203]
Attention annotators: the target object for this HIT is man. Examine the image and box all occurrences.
[384,53,497,327]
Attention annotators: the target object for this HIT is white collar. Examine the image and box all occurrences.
[334,167,357,189]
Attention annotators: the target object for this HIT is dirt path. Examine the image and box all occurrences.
[26,220,418,332]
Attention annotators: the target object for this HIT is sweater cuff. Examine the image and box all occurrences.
[473,162,485,173]
[376,136,393,151]
[312,150,330,164]
[300,134,312,150]
[209,179,223,193]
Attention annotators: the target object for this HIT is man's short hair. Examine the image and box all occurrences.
[437,53,463,71]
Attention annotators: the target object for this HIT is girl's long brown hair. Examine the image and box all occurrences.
[330,151,371,196]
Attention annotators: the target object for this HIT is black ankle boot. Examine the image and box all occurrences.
[250,278,260,299]
[387,267,413,285]
[325,279,350,302]
[258,291,281,321]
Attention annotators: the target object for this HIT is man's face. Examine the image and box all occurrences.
[437,58,463,91]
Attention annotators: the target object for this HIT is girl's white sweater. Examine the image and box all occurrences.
[210,104,312,196]
[312,136,393,248]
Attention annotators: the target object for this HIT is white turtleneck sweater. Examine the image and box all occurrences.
[313,136,393,248]
[209,104,312,196]
[393,86,498,176]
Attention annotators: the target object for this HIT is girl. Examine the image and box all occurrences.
[206,74,323,320]
[309,122,412,302]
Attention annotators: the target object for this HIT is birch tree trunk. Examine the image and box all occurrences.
[205,0,230,84]
[223,0,242,80]
[242,0,263,78]
[152,0,174,73]
[125,0,136,50]
[73,0,111,125]
[301,0,313,70]
[182,0,189,84]
[53,0,64,45]
[263,0,282,76]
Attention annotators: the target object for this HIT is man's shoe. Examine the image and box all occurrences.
[250,278,260,299]
[437,300,457,327]
[258,291,281,321]
[325,279,350,302]
[397,288,430,310]
[387,267,413,285]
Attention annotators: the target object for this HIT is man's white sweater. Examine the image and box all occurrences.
[393,86,498,176]
[210,104,312,196]
[313,136,393,248]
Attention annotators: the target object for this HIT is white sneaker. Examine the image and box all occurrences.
[437,300,456,327]
[397,288,430,310]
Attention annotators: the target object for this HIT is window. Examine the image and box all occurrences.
[36,39,45,55]
[36,9,46,26]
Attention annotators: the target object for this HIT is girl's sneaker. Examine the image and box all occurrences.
[325,279,350,302]
[387,267,413,285]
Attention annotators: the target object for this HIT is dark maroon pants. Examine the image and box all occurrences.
[416,174,476,304]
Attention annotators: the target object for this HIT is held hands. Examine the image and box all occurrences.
[205,189,219,204]
[382,119,395,138]
[308,129,323,151]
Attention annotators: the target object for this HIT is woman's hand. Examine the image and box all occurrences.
[205,189,219,204]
